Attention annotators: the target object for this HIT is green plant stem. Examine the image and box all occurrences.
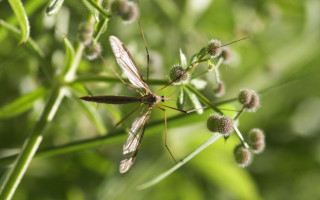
[86,0,110,18]
[0,85,67,200]
[0,109,206,167]
[185,84,222,114]
[72,75,168,85]
[137,133,222,190]
[0,24,90,200]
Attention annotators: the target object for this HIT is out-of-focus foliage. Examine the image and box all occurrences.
[0,0,320,199]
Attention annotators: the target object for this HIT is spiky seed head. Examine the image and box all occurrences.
[207,114,234,135]
[207,39,222,58]
[220,47,232,64]
[251,142,265,154]
[214,82,225,97]
[77,22,94,45]
[121,2,138,23]
[248,128,265,154]
[85,42,102,60]
[248,128,265,144]
[247,91,260,112]
[234,144,252,167]
[111,0,129,15]
[169,65,190,85]
[238,89,252,105]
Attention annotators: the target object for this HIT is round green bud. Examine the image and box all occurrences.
[121,2,138,23]
[77,22,94,45]
[238,89,252,105]
[248,128,265,144]
[169,65,190,85]
[247,91,260,112]
[214,82,225,97]
[85,42,102,60]
[220,47,232,64]
[207,39,222,58]
[111,0,129,15]
[207,114,234,135]
[248,128,265,154]
[251,142,265,154]
[234,144,252,167]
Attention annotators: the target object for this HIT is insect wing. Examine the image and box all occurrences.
[119,107,152,173]
[109,36,150,91]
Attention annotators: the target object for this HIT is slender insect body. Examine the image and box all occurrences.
[81,34,198,174]
[80,96,141,104]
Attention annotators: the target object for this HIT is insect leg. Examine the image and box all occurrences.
[154,105,177,163]
[137,0,150,85]
[115,103,144,127]
[158,104,208,114]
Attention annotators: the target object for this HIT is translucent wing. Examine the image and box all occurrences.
[119,107,152,173]
[109,36,150,92]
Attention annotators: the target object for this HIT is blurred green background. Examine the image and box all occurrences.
[1,0,320,199]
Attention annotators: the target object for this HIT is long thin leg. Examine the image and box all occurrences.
[115,103,144,127]
[154,105,177,163]
[158,104,208,114]
[137,0,150,85]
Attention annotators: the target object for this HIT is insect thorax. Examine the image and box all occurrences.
[141,94,162,105]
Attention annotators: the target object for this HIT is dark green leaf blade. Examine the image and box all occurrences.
[0,88,47,119]
[8,0,30,44]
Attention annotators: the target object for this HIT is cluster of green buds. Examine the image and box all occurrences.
[168,37,264,168]
[110,0,138,23]
[205,89,264,167]
[234,128,265,167]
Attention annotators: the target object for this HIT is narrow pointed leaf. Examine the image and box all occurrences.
[81,0,99,22]
[8,0,30,44]
[46,0,65,16]
[0,19,44,58]
[77,99,107,135]
[84,0,111,18]
[184,86,203,114]
[177,87,185,110]
[179,48,187,68]
[0,88,47,119]
[61,37,75,76]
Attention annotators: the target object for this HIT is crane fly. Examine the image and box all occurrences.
[80,36,202,173]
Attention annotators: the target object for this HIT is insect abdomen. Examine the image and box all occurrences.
[80,96,141,104]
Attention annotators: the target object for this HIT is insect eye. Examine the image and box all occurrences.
[161,96,165,102]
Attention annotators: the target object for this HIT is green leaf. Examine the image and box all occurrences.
[177,87,185,110]
[8,0,30,44]
[46,0,65,16]
[77,98,107,135]
[0,19,44,58]
[184,86,203,114]
[80,0,99,22]
[61,37,75,77]
[84,0,111,19]
[94,18,109,41]
[0,88,47,119]
[179,48,187,68]
[0,0,47,43]
[190,47,208,65]
[197,47,207,58]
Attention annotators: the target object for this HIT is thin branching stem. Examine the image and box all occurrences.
[137,133,222,190]
[0,15,99,200]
